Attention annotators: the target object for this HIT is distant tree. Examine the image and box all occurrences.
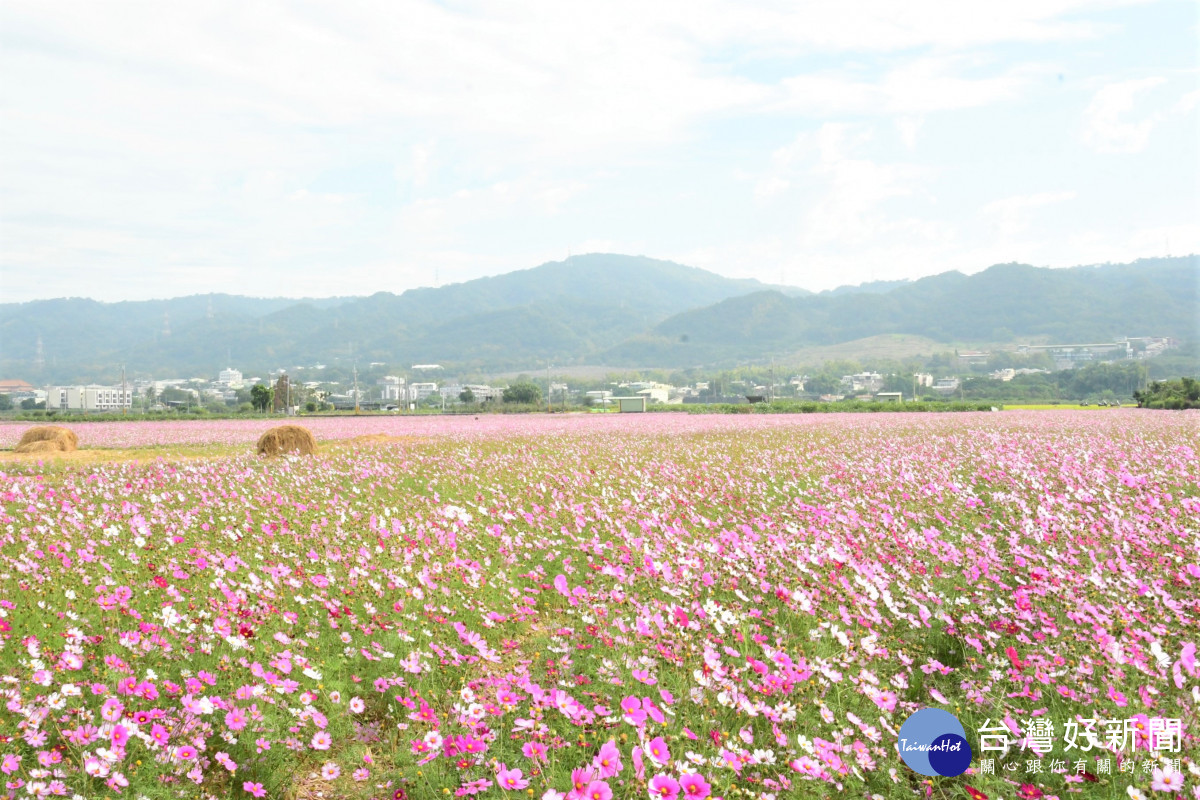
[805,374,839,395]
[459,388,475,403]
[0,394,11,411]
[1134,378,1200,409]
[305,401,317,413]
[20,398,44,410]
[273,375,290,413]
[503,381,542,404]
[234,388,252,405]
[250,384,273,412]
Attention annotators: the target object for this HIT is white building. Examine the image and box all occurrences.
[377,376,404,401]
[217,367,243,387]
[586,390,613,405]
[464,384,504,402]
[932,377,961,395]
[49,385,134,411]
[637,386,670,404]
[914,373,934,388]
[840,372,884,393]
[408,382,438,402]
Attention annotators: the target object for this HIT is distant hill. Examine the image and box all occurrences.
[822,278,912,296]
[601,256,1198,365]
[0,254,794,382]
[0,254,1194,382]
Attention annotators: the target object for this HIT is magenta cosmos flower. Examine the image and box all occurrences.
[566,768,595,800]
[679,773,711,798]
[592,740,622,778]
[645,736,670,765]
[582,781,612,800]
[649,774,681,799]
[496,765,530,791]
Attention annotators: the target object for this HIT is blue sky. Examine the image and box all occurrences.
[1,0,1196,301]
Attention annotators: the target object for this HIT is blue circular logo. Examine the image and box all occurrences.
[898,709,972,776]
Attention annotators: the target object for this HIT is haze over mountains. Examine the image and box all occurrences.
[1,254,1195,383]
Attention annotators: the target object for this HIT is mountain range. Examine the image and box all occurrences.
[1,253,1195,383]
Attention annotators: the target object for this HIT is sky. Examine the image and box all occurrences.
[1,0,1197,302]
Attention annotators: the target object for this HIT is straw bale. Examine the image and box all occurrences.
[15,426,77,453]
[256,425,317,456]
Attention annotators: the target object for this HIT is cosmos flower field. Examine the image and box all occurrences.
[0,412,1197,800]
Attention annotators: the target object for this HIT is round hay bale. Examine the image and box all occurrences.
[15,425,77,452]
[15,439,67,454]
[256,425,318,457]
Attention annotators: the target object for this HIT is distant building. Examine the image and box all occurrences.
[957,351,991,364]
[49,385,133,411]
[0,379,35,394]
[464,384,503,402]
[612,396,647,412]
[377,376,404,401]
[586,390,613,406]
[1017,341,1132,369]
[840,372,883,393]
[637,386,669,404]
[1125,336,1178,359]
[217,367,244,387]
[932,378,960,395]
[914,373,934,388]
[408,382,438,402]
[990,368,1016,382]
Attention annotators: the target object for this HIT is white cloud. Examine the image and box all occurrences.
[981,191,1077,237]
[1082,77,1166,153]
[0,0,1191,302]
[895,116,924,150]
[801,124,928,247]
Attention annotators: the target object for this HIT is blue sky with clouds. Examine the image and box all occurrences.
[1,0,1196,301]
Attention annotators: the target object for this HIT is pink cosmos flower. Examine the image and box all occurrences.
[522,741,547,760]
[592,740,622,778]
[496,765,530,791]
[110,725,129,748]
[566,768,596,800]
[321,762,341,780]
[225,707,248,731]
[583,781,612,800]
[649,774,681,799]
[679,773,711,798]
[1151,767,1183,792]
[243,781,267,798]
[311,731,332,750]
[100,699,124,723]
[872,689,898,712]
[645,736,670,765]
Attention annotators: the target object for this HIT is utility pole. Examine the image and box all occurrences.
[121,364,127,416]
[353,365,360,415]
